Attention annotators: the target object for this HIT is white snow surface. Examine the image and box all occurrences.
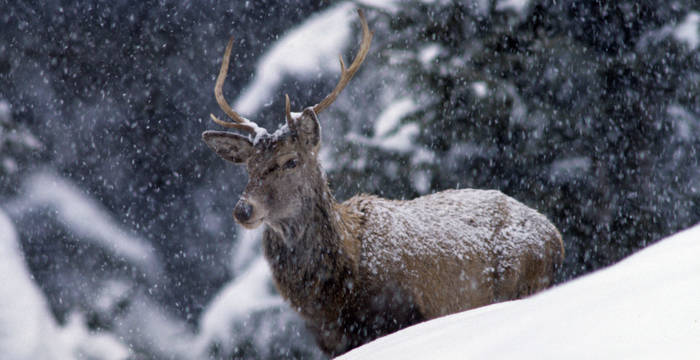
[674,12,700,50]
[0,209,129,360]
[233,2,356,116]
[340,223,700,360]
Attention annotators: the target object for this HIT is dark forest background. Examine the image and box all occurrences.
[1,1,698,358]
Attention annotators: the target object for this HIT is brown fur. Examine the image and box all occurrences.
[204,109,564,356]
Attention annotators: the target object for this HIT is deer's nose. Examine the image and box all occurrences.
[233,200,254,223]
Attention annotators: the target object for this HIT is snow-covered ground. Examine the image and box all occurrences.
[340,223,700,360]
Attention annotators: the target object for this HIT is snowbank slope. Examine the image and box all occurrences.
[340,224,700,359]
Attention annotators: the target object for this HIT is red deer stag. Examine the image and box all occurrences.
[202,10,564,356]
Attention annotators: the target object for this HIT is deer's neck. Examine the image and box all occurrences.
[261,174,361,318]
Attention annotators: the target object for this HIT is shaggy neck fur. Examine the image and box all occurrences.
[260,161,424,355]
[261,163,361,323]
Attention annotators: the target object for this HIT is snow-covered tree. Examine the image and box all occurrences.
[328,0,700,279]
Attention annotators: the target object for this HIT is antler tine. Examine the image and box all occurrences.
[285,94,294,127]
[211,37,258,134]
[312,9,373,115]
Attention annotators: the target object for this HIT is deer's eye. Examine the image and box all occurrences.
[283,158,298,170]
[262,164,278,177]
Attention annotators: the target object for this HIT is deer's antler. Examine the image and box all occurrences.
[312,9,373,115]
[210,37,259,134]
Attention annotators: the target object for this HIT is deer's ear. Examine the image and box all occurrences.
[202,131,253,164]
[293,107,321,149]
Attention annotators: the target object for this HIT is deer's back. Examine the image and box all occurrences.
[343,188,563,319]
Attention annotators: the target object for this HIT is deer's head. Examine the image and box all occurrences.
[202,10,372,230]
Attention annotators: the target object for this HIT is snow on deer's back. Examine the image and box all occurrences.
[346,188,564,319]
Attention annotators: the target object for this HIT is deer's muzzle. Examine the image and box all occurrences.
[233,199,253,221]
[233,199,263,229]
